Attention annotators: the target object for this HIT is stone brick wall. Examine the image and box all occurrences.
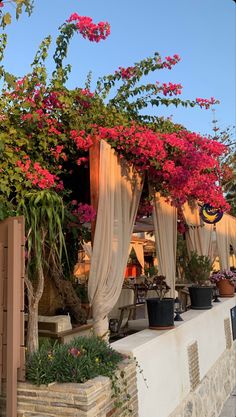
[17,359,138,417]
[168,340,236,417]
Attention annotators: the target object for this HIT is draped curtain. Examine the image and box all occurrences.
[227,214,236,254]
[88,141,144,337]
[129,242,145,273]
[152,193,177,298]
[215,215,231,270]
[182,202,214,259]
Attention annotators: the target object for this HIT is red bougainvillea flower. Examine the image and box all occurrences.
[195,97,219,109]
[115,66,138,80]
[86,124,229,210]
[16,157,58,189]
[160,54,181,69]
[70,129,93,151]
[157,82,183,96]
[0,2,4,8]
[67,13,110,42]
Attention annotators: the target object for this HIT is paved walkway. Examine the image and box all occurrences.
[219,386,236,417]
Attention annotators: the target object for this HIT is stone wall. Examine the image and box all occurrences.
[168,340,236,417]
[17,359,138,417]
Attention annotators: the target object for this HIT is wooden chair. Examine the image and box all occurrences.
[109,303,145,339]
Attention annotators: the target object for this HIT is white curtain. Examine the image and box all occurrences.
[227,214,236,255]
[129,242,145,273]
[182,202,214,259]
[88,141,144,337]
[215,215,231,270]
[152,193,177,298]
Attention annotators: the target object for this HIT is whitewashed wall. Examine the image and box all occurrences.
[112,296,236,417]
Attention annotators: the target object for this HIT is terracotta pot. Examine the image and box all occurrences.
[217,279,235,297]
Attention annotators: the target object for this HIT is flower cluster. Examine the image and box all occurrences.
[67,13,110,42]
[196,97,218,109]
[50,145,64,160]
[76,89,94,111]
[16,157,58,189]
[160,54,181,69]
[68,347,81,357]
[71,202,96,224]
[210,270,236,284]
[157,82,183,96]
[115,66,137,80]
[70,129,93,151]
[90,124,229,210]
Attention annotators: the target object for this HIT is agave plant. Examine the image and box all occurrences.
[17,189,66,354]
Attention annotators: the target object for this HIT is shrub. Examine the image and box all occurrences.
[184,251,212,286]
[26,336,123,385]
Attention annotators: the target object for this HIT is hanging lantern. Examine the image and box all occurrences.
[199,203,223,224]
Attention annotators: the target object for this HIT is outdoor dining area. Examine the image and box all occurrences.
[55,138,234,344]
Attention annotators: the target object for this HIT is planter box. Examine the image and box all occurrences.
[17,359,138,417]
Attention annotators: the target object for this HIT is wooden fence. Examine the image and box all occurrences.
[0,217,25,417]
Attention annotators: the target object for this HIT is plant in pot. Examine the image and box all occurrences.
[146,275,175,329]
[184,251,213,310]
[210,270,236,298]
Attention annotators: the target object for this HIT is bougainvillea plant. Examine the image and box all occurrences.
[0,7,231,351]
[0,0,34,28]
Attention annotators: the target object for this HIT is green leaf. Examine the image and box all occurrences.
[2,13,12,26]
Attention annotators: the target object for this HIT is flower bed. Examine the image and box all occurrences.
[18,336,138,417]
[18,359,138,417]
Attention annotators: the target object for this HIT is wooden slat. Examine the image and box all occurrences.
[0,334,2,393]
[2,279,7,312]
[2,345,6,380]
[2,312,7,345]
[0,243,3,392]
[0,217,25,416]
[6,217,24,417]
[6,219,20,417]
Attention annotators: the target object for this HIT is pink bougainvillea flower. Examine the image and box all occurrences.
[67,13,110,42]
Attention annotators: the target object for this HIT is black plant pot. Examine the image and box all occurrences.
[189,286,213,310]
[146,298,175,329]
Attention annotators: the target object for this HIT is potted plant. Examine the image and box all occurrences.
[146,275,175,329]
[184,251,213,310]
[210,270,236,297]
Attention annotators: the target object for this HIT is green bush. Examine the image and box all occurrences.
[26,336,123,385]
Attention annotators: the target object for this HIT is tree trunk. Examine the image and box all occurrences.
[26,298,39,354]
[52,273,87,324]
[25,267,44,354]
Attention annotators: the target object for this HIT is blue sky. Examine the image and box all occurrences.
[2,0,236,136]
